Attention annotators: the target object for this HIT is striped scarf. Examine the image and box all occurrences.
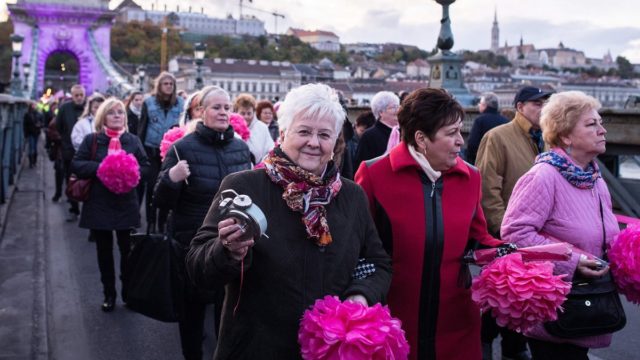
[104,127,125,155]
[263,146,342,247]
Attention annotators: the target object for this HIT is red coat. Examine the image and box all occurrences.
[356,143,500,360]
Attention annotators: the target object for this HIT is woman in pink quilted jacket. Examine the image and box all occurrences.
[501,91,620,360]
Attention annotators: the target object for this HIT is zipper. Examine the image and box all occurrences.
[430,182,436,197]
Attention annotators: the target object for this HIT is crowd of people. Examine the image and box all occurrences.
[23,72,629,360]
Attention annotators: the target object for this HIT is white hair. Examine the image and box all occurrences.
[370,91,399,119]
[277,83,345,134]
[199,85,230,108]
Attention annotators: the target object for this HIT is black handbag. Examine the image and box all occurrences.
[543,199,626,338]
[124,220,183,323]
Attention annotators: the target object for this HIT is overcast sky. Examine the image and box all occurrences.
[4,0,640,62]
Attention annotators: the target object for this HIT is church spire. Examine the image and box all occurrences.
[491,6,499,52]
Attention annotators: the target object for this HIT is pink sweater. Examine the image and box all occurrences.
[501,159,619,348]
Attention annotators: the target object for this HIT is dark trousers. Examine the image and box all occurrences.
[92,229,131,298]
[527,338,588,360]
[63,157,79,214]
[179,290,207,360]
[481,312,528,355]
[54,158,64,197]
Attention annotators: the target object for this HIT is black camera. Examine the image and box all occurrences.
[218,189,268,241]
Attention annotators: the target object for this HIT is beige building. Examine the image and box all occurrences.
[286,28,341,53]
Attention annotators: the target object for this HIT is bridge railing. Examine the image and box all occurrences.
[0,94,29,205]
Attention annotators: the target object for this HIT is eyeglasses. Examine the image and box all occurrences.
[290,128,335,142]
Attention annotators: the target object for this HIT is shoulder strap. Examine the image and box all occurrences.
[599,195,606,257]
[90,133,98,161]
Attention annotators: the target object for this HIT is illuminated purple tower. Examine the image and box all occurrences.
[8,0,132,97]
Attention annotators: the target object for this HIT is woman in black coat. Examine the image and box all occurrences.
[71,98,149,312]
[154,86,252,360]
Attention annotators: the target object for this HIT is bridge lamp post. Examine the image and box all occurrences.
[194,43,206,90]
[22,62,30,97]
[10,33,24,97]
[137,65,146,92]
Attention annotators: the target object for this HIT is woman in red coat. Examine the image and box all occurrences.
[356,88,501,360]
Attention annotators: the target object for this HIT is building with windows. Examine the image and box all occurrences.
[286,28,341,53]
[175,58,301,101]
[114,0,266,36]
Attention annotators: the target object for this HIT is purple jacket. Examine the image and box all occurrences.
[501,152,619,348]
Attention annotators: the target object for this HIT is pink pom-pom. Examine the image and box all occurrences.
[609,224,640,304]
[97,150,140,194]
[159,126,186,160]
[298,295,409,360]
[229,113,251,141]
[471,253,571,332]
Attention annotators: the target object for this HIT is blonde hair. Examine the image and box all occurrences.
[94,98,128,132]
[540,91,601,148]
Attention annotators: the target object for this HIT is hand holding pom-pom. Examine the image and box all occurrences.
[97,150,140,194]
[609,225,640,304]
[471,253,571,332]
[299,295,410,360]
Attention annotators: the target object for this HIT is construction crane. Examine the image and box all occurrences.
[238,0,285,35]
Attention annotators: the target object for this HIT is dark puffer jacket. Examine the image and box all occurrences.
[72,132,150,230]
[154,122,252,240]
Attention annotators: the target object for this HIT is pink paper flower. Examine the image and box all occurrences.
[97,150,140,194]
[159,126,186,160]
[229,113,251,141]
[298,295,410,360]
[609,224,640,304]
[471,254,571,332]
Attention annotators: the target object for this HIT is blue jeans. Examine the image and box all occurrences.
[27,135,38,156]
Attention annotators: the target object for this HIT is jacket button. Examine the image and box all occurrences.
[585,300,591,307]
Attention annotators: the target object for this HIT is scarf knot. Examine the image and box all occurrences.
[264,147,342,247]
[535,148,600,189]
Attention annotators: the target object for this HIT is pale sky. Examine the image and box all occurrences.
[4,0,640,62]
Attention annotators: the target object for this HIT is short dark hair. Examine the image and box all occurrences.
[398,88,464,146]
[355,110,376,128]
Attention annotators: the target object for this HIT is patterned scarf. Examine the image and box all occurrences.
[104,127,125,155]
[263,146,342,247]
[535,148,600,189]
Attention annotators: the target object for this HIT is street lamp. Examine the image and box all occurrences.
[137,65,146,92]
[10,33,24,96]
[194,43,206,90]
[22,62,30,96]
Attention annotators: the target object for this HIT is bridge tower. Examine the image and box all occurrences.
[8,0,133,98]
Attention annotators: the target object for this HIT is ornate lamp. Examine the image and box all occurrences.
[137,65,146,92]
[194,43,207,90]
[22,62,30,94]
[10,33,24,96]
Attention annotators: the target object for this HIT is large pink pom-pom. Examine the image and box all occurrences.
[159,126,186,160]
[471,254,571,332]
[609,225,640,304]
[97,150,140,194]
[229,113,251,141]
[298,295,409,360]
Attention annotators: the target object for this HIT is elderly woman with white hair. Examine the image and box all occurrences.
[353,91,400,168]
[502,91,620,359]
[186,83,392,359]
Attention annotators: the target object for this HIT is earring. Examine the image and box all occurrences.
[566,144,572,155]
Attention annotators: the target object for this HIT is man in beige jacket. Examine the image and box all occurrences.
[475,86,552,360]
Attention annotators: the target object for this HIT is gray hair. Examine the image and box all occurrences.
[277,83,345,135]
[199,85,230,107]
[370,91,400,119]
[480,92,499,109]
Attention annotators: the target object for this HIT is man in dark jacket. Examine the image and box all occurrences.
[56,84,86,220]
[465,92,508,165]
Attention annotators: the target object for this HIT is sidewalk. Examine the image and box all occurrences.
[0,147,47,359]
